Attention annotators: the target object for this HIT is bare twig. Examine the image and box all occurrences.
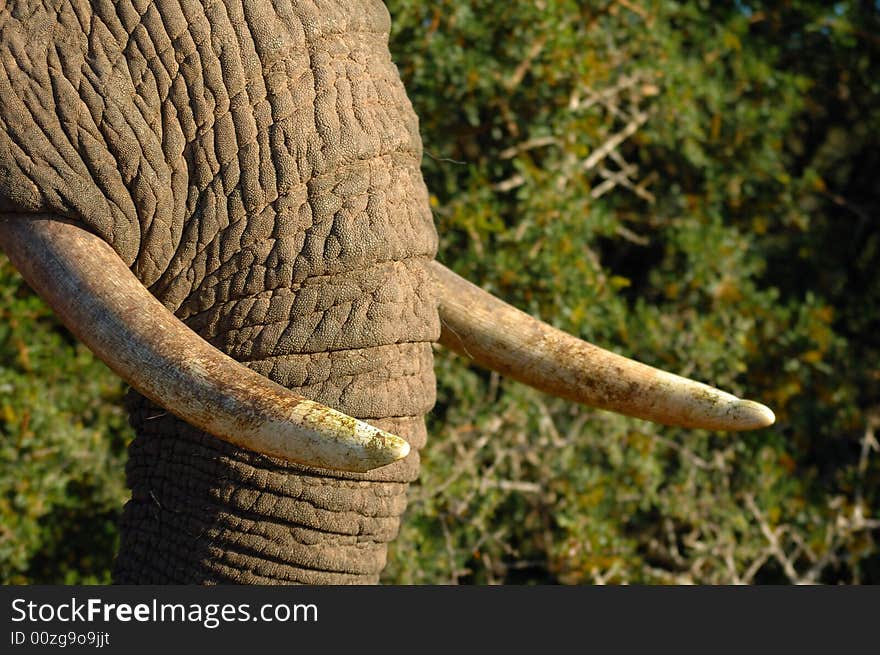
[569,74,643,113]
[481,479,543,494]
[591,559,624,585]
[744,493,801,583]
[614,0,653,23]
[614,225,650,245]
[582,111,650,171]
[505,36,548,92]
[650,433,714,470]
[492,174,526,193]
[499,136,560,160]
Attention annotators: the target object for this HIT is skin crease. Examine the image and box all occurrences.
[1,0,439,583]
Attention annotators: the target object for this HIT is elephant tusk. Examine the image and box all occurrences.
[430,261,775,431]
[0,216,409,472]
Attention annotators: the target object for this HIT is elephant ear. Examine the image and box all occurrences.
[0,216,410,472]
[431,262,774,432]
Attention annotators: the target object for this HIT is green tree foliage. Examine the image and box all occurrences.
[1,0,878,584]
[0,259,130,583]
[383,0,880,584]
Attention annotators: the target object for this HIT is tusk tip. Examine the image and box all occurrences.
[728,399,776,431]
[385,433,411,461]
[349,426,411,472]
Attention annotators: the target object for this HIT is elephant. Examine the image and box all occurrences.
[0,0,774,584]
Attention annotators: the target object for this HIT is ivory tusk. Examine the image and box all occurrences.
[0,216,410,472]
[430,261,775,431]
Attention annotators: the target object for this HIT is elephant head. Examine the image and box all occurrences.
[0,1,773,584]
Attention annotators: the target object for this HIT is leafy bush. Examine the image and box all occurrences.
[384,0,879,584]
[0,258,130,584]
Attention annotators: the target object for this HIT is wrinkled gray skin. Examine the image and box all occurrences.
[1,0,439,583]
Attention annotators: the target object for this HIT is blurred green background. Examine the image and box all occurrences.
[1,0,878,584]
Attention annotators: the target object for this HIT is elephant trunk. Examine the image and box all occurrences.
[116,396,427,584]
